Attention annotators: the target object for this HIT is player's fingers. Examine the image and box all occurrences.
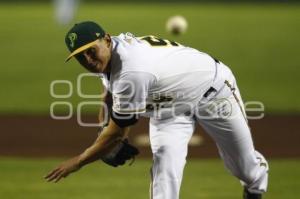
[46,169,63,182]
[44,168,60,179]
[54,173,64,183]
[54,170,70,183]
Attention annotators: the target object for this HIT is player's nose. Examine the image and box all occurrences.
[83,52,96,66]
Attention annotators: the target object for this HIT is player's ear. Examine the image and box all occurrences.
[104,34,111,47]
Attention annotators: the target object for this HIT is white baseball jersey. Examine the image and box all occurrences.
[99,33,268,199]
[101,33,217,119]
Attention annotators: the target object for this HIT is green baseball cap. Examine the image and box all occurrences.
[65,21,105,62]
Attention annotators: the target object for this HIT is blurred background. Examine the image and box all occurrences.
[0,0,299,198]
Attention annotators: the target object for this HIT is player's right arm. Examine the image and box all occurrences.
[44,115,134,183]
[78,116,134,166]
[44,72,153,182]
[98,91,112,128]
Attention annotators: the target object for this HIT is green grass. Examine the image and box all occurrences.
[0,158,299,199]
[0,3,299,113]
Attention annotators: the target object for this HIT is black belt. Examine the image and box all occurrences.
[203,87,217,98]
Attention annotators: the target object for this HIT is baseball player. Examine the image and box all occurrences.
[45,21,269,199]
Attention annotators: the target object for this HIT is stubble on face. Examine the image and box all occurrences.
[76,35,112,74]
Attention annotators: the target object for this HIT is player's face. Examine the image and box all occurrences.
[75,35,112,73]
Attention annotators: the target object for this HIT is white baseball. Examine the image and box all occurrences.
[166,15,188,35]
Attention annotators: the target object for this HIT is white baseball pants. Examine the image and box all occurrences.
[149,63,269,199]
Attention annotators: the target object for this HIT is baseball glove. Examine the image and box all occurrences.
[101,139,139,167]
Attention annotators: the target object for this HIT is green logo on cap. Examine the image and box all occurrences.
[68,33,77,48]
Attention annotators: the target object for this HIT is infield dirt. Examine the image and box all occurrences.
[0,115,299,158]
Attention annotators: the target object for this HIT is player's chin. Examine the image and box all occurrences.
[84,66,96,73]
[86,63,102,74]
[97,62,109,73]
[96,63,106,74]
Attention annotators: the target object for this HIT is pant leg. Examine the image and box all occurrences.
[196,68,269,194]
[149,115,195,199]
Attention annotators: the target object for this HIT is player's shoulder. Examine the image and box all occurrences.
[111,32,142,59]
[111,33,153,70]
[112,32,141,47]
[112,32,181,49]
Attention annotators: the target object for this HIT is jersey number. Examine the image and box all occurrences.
[141,36,179,47]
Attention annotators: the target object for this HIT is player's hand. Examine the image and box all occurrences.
[44,156,81,183]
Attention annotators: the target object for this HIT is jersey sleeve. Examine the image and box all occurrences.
[112,71,156,114]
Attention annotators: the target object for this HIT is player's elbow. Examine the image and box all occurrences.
[110,112,138,128]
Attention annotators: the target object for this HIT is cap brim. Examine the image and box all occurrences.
[65,39,99,62]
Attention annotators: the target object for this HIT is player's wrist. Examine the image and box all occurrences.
[76,155,86,168]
